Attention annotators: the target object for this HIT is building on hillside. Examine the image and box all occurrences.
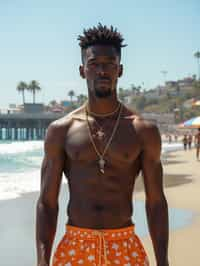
[177,77,194,87]
[145,86,165,99]
[165,76,195,96]
[142,112,175,133]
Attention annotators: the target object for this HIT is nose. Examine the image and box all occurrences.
[96,64,107,75]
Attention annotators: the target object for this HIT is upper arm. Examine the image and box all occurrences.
[140,123,164,202]
[39,122,66,209]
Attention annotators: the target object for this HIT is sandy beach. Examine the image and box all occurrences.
[138,148,200,266]
[1,147,199,266]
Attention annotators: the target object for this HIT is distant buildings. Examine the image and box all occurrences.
[165,76,194,96]
[143,76,195,99]
[144,86,165,99]
[142,112,175,132]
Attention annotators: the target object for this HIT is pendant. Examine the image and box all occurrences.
[96,129,105,140]
[99,158,105,174]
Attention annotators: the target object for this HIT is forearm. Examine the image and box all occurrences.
[146,197,169,266]
[36,200,58,266]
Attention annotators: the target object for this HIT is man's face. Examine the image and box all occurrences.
[80,45,123,98]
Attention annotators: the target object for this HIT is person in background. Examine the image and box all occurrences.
[182,134,188,151]
[195,128,200,160]
[188,133,193,149]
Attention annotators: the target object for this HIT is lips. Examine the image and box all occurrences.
[96,78,111,84]
[98,81,110,84]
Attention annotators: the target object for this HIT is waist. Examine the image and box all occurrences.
[65,224,135,240]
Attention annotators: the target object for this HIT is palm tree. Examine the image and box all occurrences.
[28,80,42,104]
[194,51,200,80]
[68,90,75,104]
[49,100,57,106]
[130,84,137,95]
[16,81,28,105]
[77,94,87,105]
[136,86,142,96]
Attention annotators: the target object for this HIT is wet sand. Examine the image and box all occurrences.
[0,186,69,266]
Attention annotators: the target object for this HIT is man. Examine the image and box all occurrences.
[36,24,169,266]
[182,134,188,151]
[188,133,193,149]
[195,128,200,160]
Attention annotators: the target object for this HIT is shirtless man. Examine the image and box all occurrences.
[36,24,169,266]
[195,128,200,160]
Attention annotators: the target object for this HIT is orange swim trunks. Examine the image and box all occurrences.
[52,225,149,265]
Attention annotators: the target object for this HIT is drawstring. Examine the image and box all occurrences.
[92,230,110,266]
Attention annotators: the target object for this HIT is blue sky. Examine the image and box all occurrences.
[0,0,199,108]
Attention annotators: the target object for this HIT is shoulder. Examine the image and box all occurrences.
[134,117,160,140]
[122,105,160,142]
[122,106,161,156]
[48,105,86,133]
[135,118,161,155]
[45,105,86,146]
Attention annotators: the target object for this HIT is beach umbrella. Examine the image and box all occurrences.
[180,116,200,128]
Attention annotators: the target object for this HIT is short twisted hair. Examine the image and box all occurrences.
[78,23,126,61]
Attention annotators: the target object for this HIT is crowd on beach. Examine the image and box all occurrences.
[182,133,194,150]
[163,128,200,160]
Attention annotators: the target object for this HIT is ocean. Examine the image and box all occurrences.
[0,140,194,237]
[0,140,183,201]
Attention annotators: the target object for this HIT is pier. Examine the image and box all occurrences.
[0,107,174,141]
[0,112,64,140]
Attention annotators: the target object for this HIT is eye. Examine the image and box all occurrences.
[107,62,116,68]
[88,61,97,67]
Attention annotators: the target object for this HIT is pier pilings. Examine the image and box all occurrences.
[0,112,64,141]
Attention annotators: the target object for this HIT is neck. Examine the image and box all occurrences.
[87,93,120,116]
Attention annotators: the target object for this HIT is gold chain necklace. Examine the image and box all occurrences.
[90,117,111,140]
[86,103,123,174]
[86,102,121,117]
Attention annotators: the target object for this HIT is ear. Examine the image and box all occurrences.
[118,64,123,78]
[79,65,85,79]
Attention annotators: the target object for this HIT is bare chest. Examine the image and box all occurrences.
[65,119,142,167]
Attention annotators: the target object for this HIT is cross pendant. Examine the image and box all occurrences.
[99,158,105,174]
[96,129,105,140]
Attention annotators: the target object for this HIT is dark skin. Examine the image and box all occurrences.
[36,44,169,266]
